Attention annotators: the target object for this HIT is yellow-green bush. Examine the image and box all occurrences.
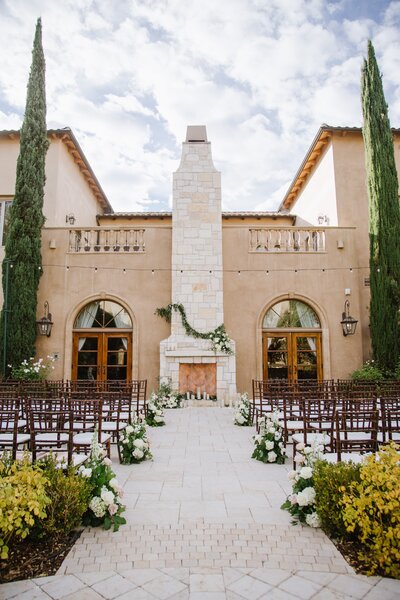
[341,443,400,578]
[313,459,361,539]
[0,458,50,559]
[37,457,92,538]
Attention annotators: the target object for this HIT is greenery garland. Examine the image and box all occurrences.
[155,303,233,355]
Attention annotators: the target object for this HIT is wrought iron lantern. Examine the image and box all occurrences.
[341,299,358,336]
[36,301,53,337]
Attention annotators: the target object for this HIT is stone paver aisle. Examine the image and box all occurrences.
[2,408,400,600]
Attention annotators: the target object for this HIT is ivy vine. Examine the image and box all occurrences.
[155,303,233,355]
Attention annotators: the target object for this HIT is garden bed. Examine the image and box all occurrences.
[0,530,81,583]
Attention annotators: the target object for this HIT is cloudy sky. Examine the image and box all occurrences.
[0,0,399,213]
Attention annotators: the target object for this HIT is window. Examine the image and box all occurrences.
[263,299,320,329]
[0,199,12,246]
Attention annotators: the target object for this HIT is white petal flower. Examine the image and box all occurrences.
[299,466,313,480]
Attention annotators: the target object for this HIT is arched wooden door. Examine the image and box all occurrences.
[72,300,132,382]
[262,300,323,382]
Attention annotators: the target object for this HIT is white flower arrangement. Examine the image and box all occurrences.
[252,411,286,464]
[118,416,152,464]
[234,393,252,426]
[145,394,166,427]
[81,430,126,531]
[9,355,55,380]
[209,325,233,355]
[151,379,184,409]
[281,441,324,527]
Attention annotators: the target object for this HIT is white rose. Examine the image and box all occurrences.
[254,435,262,443]
[133,448,144,459]
[235,413,245,424]
[100,488,115,506]
[125,425,134,435]
[299,466,313,480]
[274,431,282,441]
[294,453,305,464]
[267,451,277,462]
[265,441,275,450]
[303,446,313,455]
[267,427,276,434]
[133,438,145,449]
[287,470,298,481]
[154,415,164,423]
[296,443,305,451]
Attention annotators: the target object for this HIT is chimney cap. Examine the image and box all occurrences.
[186,125,207,142]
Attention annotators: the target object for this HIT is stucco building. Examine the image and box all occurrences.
[1,124,398,397]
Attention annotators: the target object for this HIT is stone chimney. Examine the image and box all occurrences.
[159,126,236,402]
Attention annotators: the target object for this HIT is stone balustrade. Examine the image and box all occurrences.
[249,227,326,253]
[68,228,145,253]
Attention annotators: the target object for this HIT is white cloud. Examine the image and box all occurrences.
[0,0,399,212]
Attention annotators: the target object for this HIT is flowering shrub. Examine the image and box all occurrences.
[9,355,55,381]
[234,393,252,426]
[81,432,126,532]
[252,411,285,464]
[146,394,166,426]
[281,442,324,527]
[0,457,50,559]
[209,325,233,355]
[341,442,400,578]
[118,417,152,464]
[351,359,384,381]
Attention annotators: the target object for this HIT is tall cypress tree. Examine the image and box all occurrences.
[361,40,400,373]
[0,18,48,375]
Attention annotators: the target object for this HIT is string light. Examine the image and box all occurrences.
[41,263,371,275]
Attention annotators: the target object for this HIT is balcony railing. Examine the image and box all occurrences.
[249,228,326,253]
[68,228,145,253]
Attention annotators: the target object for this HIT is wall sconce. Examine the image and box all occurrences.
[66,213,76,225]
[340,299,358,336]
[36,301,53,337]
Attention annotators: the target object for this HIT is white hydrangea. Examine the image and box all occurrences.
[265,441,275,450]
[235,413,245,425]
[154,415,164,423]
[267,451,277,462]
[100,487,115,506]
[133,448,144,460]
[296,486,316,507]
[79,467,92,478]
[108,477,119,491]
[306,512,321,528]
[299,466,313,480]
[89,496,106,518]
[125,425,134,435]
[133,438,145,449]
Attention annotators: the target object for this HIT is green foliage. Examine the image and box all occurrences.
[341,443,400,578]
[36,456,92,538]
[118,418,152,464]
[351,360,384,381]
[153,378,184,408]
[155,303,233,355]
[0,457,50,559]
[313,460,361,539]
[0,18,49,375]
[362,41,400,373]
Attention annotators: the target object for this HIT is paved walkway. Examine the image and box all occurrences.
[2,408,400,599]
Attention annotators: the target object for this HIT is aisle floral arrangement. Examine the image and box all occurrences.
[234,393,252,426]
[281,441,324,527]
[145,393,166,426]
[118,416,152,464]
[252,411,286,464]
[80,432,126,531]
[152,379,184,409]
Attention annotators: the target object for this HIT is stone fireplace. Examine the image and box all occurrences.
[159,126,236,402]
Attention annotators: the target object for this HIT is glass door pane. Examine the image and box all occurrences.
[264,335,290,379]
[105,335,129,381]
[294,334,320,380]
[75,335,99,381]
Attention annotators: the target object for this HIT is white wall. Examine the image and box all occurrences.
[290,145,338,226]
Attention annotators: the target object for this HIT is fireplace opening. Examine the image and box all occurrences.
[179,363,216,398]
